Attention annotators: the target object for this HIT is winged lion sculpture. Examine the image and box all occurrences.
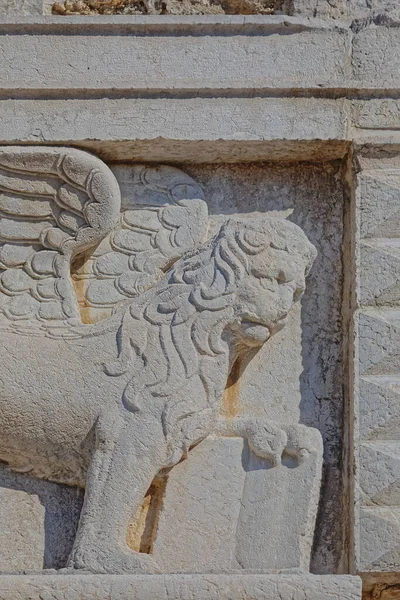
[0,147,318,574]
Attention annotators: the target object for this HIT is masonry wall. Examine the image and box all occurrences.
[0,2,399,598]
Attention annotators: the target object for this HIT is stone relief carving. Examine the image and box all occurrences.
[0,147,322,575]
[73,164,210,324]
[152,425,323,573]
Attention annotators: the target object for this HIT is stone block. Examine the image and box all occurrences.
[292,0,400,19]
[0,160,345,577]
[358,375,400,441]
[234,439,321,572]
[153,433,322,573]
[356,170,400,240]
[0,147,323,577]
[0,16,352,161]
[0,467,82,571]
[152,437,247,573]
[0,10,398,598]
[353,162,400,574]
[360,241,400,306]
[352,100,400,133]
[0,574,362,600]
[0,17,350,92]
[352,25,400,89]
[358,507,400,572]
[0,97,348,158]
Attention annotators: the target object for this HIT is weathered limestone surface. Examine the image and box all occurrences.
[0,19,352,91]
[0,16,399,163]
[0,7,400,600]
[0,467,82,570]
[178,162,346,575]
[353,155,400,577]
[0,97,348,161]
[0,15,398,94]
[292,0,399,19]
[153,432,323,572]
[0,574,362,600]
[0,0,41,14]
[0,147,322,577]
[0,159,344,575]
[2,0,398,18]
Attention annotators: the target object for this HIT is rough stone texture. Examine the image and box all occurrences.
[0,0,41,14]
[0,466,83,571]
[50,0,278,15]
[0,17,355,162]
[353,155,400,575]
[2,0,400,17]
[0,161,345,576]
[153,437,249,573]
[183,162,346,575]
[0,574,362,600]
[352,100,400,132]
[363,580,400,600]
[1,16,399,92]
[0,147,320,575]
[0,19,351,91]
[352,25,400,89]
[0,158,342,571]
[0,98,348,160]
[153,431,323,572]
[0,9,400,599]
[1,16,400,163]
[291,0,400,19]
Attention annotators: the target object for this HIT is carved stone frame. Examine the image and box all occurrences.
[1,12,400,599]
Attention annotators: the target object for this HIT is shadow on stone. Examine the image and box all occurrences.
[0,465,83,570]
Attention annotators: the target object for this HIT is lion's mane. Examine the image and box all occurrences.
[105,218,315,451]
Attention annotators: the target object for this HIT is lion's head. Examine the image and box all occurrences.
[164,217,316,354]
[216,218,317,349]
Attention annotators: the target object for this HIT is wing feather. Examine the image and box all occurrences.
[0,157,209,332]
[79,165,209,321]
[0,147,121,334]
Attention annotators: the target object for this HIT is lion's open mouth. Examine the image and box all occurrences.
[240,313,289,344]
[239,319,271,346]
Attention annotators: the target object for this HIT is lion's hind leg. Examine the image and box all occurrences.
[68,409,167,574]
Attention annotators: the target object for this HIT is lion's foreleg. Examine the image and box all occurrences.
[69,408,167,574]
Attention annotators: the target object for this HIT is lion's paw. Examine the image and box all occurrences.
[285,424,323,464]
[246,421,287,466]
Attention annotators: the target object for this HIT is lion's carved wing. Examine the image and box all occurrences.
[0,148,209,334]
[74,165,209,323]
[0,146,121,334]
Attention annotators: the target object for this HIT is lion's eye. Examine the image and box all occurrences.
[258,276,277,292]
[277,270,295,285]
